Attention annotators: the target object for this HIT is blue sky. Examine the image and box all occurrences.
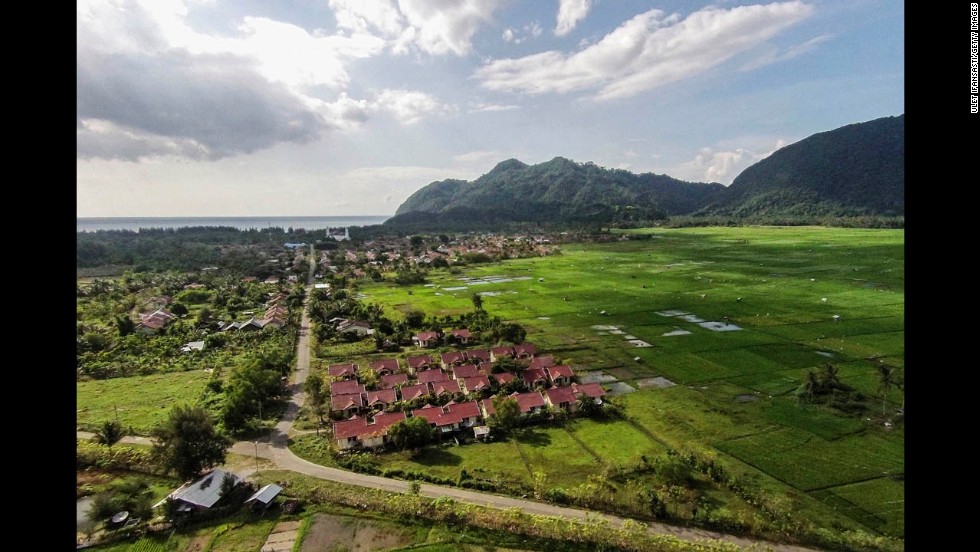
[77,0,904,217]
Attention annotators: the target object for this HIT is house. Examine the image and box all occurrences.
[327,363,359,380]
[398,383,430,402]
[479,399,495,418]
[450,328,471,344]
[465,349,491,366]
[544,386,578,411]
[244,484,283,511]
[331,393,365,416]
[513,343,538,359]
[546,365,575,387]
[490,346,515,362]
[137,309,175,334]
[440,351,467,369]
[411,400,483,433]
[521,368,549,388]
[365,389,398,410]
[451,364,482,380]
[332,412,406,450]
[369,358,399,376]
[430,379,463,397]
[412,331,441,348]
[263,276,281,285]
[379,373,409,389]
[406,355,434,373]
[180,341,205,353]
[417,368,450,384]
[154,469,242,512]
[330,380,366,396]
[461,375,491,395]
[571,383,606,404]
[490,372,516,386]
[336,319,373,336]
[510,391,547,414]
[529,355,556,369]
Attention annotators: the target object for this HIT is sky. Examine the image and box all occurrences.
[77,0,904,217]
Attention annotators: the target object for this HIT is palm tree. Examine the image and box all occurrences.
[94,420,124,451]
[876,365,900,416]
[799,369,820,406]
[819,363,841,391]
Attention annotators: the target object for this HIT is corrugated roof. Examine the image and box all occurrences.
[245,483,283,505]
[171,469,242,508]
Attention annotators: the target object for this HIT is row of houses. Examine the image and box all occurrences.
[218,292,290,332]
[332,383,605,450]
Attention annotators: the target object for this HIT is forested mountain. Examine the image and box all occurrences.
[389,157,724,229]
[697,115,904,217]
[387,115,904,229]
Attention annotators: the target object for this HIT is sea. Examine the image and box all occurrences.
[76,216,391,233]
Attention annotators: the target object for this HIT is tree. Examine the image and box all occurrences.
[114,315,135,337]
[489,396,521,433]
[170,303,189,317]
[94,420,124,451]
[491,356,523,374]
[151,404,230,480]
[387,417,436,451]
[410,235,424,248]
[405,310,426,328]
[498,323,526,344]
[877,364,901,416]
[471,293,484,311]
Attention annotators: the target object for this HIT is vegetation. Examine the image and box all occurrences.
[150,404,231,480]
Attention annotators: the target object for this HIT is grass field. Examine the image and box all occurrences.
[76,370,213,434]
[347,226,904,539]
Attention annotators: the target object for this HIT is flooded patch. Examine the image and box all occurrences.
[679,314,706,323]
[605,382,637,396]
[442,286,467,291]
[698,321,742,332]
[622,334,638,340]
[590,325,619,331]
[816,351,835,358]
[628,339,652,347]
[735,394,759,403]
[636,377,676,389]
[662,328,692,337]
[608,329,625,335]
[477,291,502,296]
[537,316,551,320]
[580,371,618,384]
[656,310,690,317]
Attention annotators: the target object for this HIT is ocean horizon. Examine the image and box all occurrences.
[77,215,391,233]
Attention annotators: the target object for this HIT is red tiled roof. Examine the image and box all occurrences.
[328,363,358,378]
[480,399,495,417]
[417,368,450,384]
[529,355,556,369]
[510,391,546,413]
[451,329,471,338]
[331,393,365,412]
[491,372,516,385]
[431,380,463,396]
[369,358,399,374]
[331,380,366,396]
[545,386,577,406]
[462,375,491,393]
[379,373,409,389]
[465,349,491,363]
[491,346,515,357]
[513,343,537,357]
[452,364,481,380]
[332,412,406,440]
[547,365,574,380]
[521,368,548,385]
[407,355,433,369]
[366,388,397,406]
[411,400,481,428]
[572,383,606,398]
[399,383,429,401]
[413,331,440,342]
[440,351,466,365]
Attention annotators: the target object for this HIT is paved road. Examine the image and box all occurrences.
[78,244,820,551]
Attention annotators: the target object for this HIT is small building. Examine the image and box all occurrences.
[513,343,538,359]
[544,386,578,411]
[412,331,441,348]
[546,365,575,387]
[406,355,434,374]
[461,375,491,394]
[465,349,491,366]
[369,358,400,376]
[440,351,467,369]
[379,373,409,390]
[510,391,547,414]
[330,393,365,416]
[529,355,556,369]
[450,328,471,344]
[490,372,516,386]
[521,368,549,388]
[365,388,398,410]
[330,380,366,396]
[332,412,406,450]
[417,368,450,385]
[327,363,359,380]
[180,341,205,353]
[154,469,242,513]
[244,484,283,511]
[490,346,515,362]
[398,383,430,402]
[451,364,481,380]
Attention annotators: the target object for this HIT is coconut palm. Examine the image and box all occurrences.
[876,365,901,416]
[94,420,124,451]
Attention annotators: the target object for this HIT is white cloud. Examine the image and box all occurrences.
[502,28,515,42]
[372,89,456,124]
[740,33,832,71]
[76,0,384,161]
[453,150,503,163]
[329,0,506,56]
[667,139,788,184]
[467,102,520,113]
[475,2,813,100]
[501,22,543,45]
[555,0,592,36]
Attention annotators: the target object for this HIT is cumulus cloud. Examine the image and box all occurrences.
[329,0,506,56]
[467,102,520,113]
[372,89,456,124]
[501,22,543,44]
[453,150,503,163]
[475,2,813,100]
[668,139,788,184]
[555,0,592,36]
[76,0,384,161]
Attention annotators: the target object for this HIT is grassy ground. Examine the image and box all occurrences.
[76,370,214,434]
[343,227,904,540]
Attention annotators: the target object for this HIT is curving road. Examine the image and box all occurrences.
[79,244,820,552]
